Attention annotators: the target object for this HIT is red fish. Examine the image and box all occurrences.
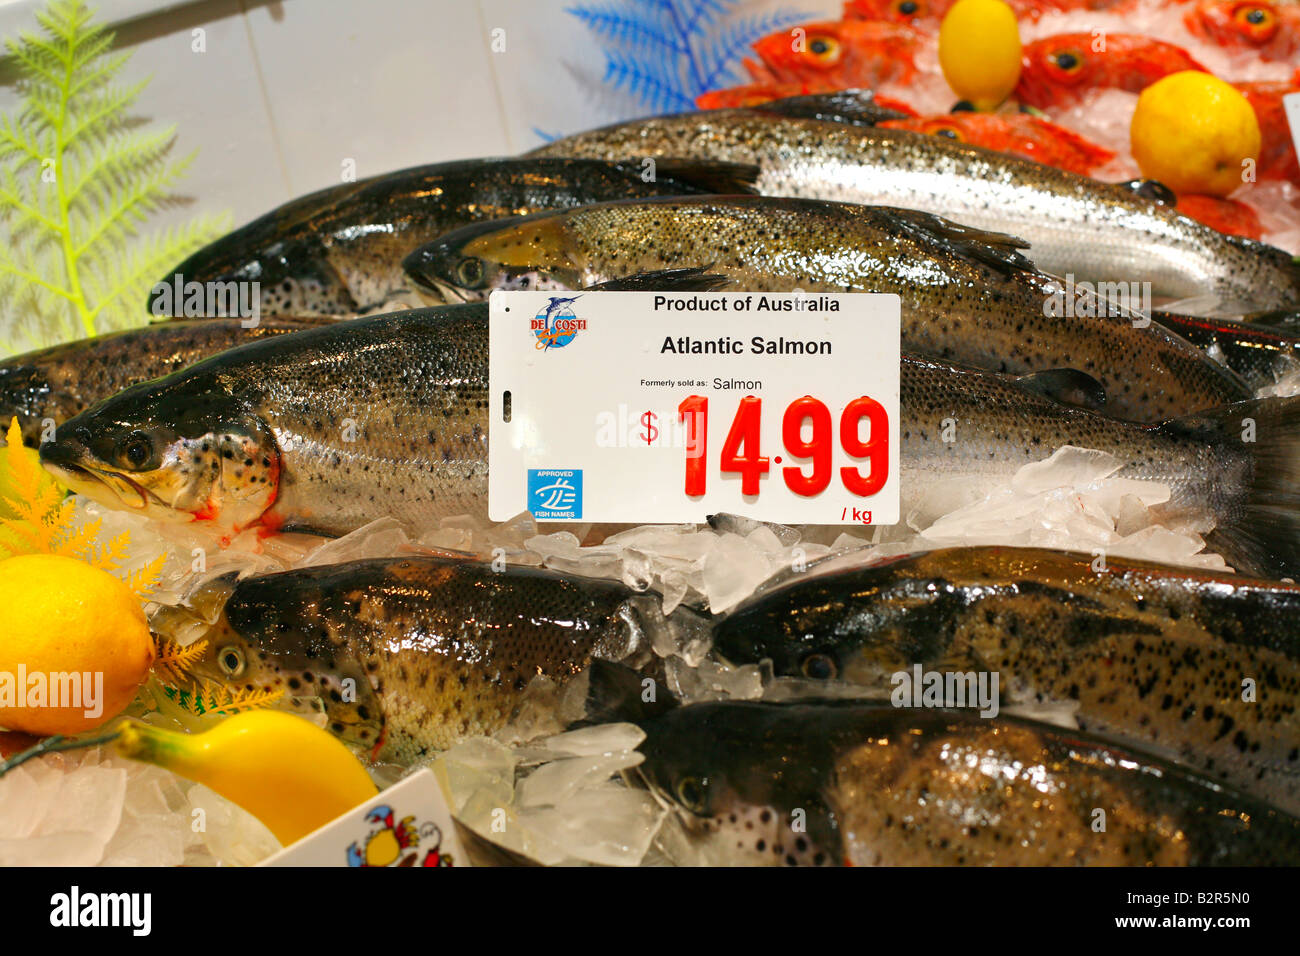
[1016,33,1210,108]
[1232,78,1300,184]
[843,0,1137,24]
[1175,194,1264,239]
[879,113,1117,174]
[745,20,919,88]
[696,80,918,116]
[1184,0,1300,61]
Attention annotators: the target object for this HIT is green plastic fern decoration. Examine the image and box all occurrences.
[0,0,230,354]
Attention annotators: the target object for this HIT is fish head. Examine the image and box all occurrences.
[38,378,281,535]
[175,570,388,754]
[635,701,841,866]
[1016,34,1097,106]
[750,22,851,83]
[843,0,945,24]
[402,214,585,302]
[1186,0,1283,48]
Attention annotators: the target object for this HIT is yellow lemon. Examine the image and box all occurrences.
[1131,71,1261,199]
[0,553,154,735]
[938,0,1022,110]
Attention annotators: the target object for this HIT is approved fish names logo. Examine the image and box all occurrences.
[891,664,1000,718]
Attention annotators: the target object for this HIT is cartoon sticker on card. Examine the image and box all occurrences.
[346,804,454,867]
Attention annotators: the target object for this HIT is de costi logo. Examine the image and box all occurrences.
[531,295,586,350]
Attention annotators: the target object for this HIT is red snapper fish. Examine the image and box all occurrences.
[696,81,918,116]
[1015,33,1209,108]
[1233,77,1300,184]
[1175,194,1264,239]
[843,0,1138,23]
[745,20,919,88]
[1184,0,1300,61]
[879,112,1116,174]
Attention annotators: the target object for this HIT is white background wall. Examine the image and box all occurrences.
[0,0,835,231]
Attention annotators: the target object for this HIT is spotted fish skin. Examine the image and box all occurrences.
[41,305,491,537]
[0,318,323,447]
[530,109,1300,312]
[38,307,1300,579]
[607,686,1300,866]
[183,557,679,764]
[155,157,756,317]
[407,195,1250,423]
[714,546,1300,814]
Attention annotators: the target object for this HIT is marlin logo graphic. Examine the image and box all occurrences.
[536,294,584,350]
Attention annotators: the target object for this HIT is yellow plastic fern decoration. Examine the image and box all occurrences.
[0,0,230,355]
[151,636,209,687]
[0,416,166,598]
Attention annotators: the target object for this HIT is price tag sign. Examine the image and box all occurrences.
[489,290,900,525]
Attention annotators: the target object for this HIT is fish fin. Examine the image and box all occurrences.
[753,89,908,127]
[1014,368,1107,412]
[579,659,679,727]
[587,268,733,294]
[1159,396,1300,578]
[1117,179,1176,206]
[875,207,1035,279]
[641,159,760,196]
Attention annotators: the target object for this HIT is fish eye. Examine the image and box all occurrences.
[932,125,962,140]
[456,257,485,288]
[1233,4,1275,33]
[807,36,840,61]
[801,652,838,680]
[1048,49,1082,73]
[218,645,246,677]
[675,775,709,812]
[118,432,153,469]
[895,0,921,14]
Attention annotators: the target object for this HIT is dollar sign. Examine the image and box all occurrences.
[640,411,659,444]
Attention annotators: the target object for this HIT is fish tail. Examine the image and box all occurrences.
[1163,396,1300,578]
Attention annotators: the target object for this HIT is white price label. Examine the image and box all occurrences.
[488,290,900,525]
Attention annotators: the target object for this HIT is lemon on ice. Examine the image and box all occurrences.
[938,0,1022,111]
[1131,71,1261,199]
[0,553,155,735]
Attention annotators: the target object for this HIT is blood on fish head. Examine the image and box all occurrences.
[38,377,280,537]
[401,213,585,302]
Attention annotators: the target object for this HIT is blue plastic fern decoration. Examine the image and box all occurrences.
[567,0,812,114]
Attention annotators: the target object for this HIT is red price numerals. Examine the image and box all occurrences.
[677,394,888,499]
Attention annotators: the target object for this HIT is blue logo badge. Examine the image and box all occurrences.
[530,295,586,350]
[528,469,582,519]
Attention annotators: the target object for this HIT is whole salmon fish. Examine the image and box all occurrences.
[167,557,696,763]
[154,157,756,318]
[529,106,1300,313]
[584,662,1300,866]
[402,195,1251,422]
[36,297,1300,578]
[713,546,1300,814]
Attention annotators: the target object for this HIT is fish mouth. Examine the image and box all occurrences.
[406,273,472,305]
[44,460,155,510]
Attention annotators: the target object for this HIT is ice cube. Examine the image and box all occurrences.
[701,532,774,613]
[516,752,644,809]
